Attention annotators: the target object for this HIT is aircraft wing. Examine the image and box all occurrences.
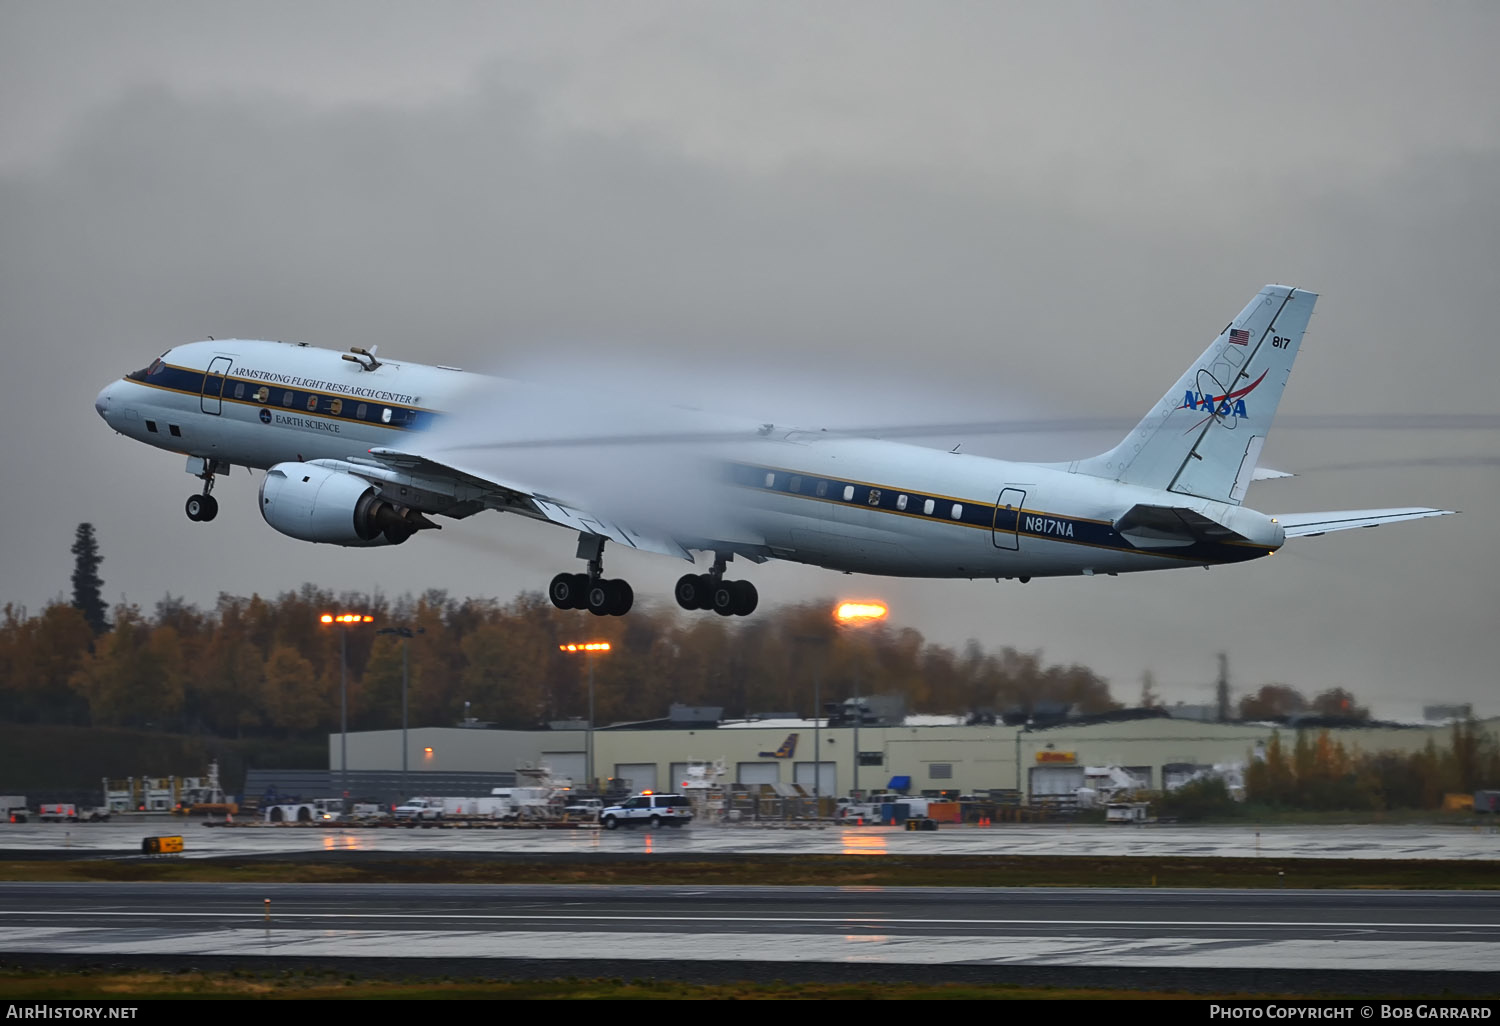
[360,447,697,561]
[1275,507,1457,538]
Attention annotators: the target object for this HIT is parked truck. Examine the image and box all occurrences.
[393,796,517,821]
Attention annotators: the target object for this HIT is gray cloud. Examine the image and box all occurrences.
[2,3,1496,720]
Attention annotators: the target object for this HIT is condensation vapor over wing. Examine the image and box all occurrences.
[413,371,773,544]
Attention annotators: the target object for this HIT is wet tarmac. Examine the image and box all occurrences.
[2,817,1497,860]
[2,882,1497,995]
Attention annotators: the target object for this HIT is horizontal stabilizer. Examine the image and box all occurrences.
[1276,507,1457,538]
[1115,504,1247,549]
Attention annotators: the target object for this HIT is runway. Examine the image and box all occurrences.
[1,881,1497,995]
[3,821,1497,994]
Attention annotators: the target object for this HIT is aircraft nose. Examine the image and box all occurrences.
[95,382,114,420]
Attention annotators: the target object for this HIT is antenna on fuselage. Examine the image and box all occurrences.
[343,346,381,371]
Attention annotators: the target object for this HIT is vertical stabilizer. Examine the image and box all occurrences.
[1071,284,1317,504]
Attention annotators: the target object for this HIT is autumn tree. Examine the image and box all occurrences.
[1309,687,1369,722]
[69,605,185,728]
[1238,684,1307,721]
[0,603,93,723]
[261,644,326,733]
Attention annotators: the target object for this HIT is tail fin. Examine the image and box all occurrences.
[1071,284,1317,505]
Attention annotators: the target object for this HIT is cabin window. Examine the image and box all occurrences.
[381,407,392,424]
[306,394,318,411]
[328,398,343,416]
[356,403,367,419]
[169,424,181,437]
[896,494,908,511]
[923,499,935,515]
[816,480,828,498]
[951,503,963,519]
[842,485,855,501]
[282,390,294,407]
[145,421,158,433]
[788,476,801,493]
[764,472,775,488]
[867,489,882,506]
[254,386,269,403]
[233,382,245,400]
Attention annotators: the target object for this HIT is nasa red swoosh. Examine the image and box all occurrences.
[1181,369,1270,431]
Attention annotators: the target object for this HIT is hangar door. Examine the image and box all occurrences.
[541,752,586,785]
[1029,765,1085,797]
[613,763,658,793]
[736,762,780,786]
[794,762,837,795]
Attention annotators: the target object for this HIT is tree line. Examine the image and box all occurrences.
[1244,723,1500,811]
[0,586,1121,738]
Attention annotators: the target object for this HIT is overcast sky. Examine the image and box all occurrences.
[3,2,1495,721]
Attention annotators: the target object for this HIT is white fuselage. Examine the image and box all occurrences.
[96,339,1283,580]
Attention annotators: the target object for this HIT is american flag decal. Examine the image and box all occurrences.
[1228,328,1250,345]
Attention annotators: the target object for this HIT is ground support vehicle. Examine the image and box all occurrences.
[599,793,693,830]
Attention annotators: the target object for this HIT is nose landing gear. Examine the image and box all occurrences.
[184,460,223,522]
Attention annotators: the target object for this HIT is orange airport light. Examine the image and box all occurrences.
[320,613,374,624]
[834,601,888,625]
[559,642,611,653]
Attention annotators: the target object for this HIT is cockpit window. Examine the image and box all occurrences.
[126,357,167,383]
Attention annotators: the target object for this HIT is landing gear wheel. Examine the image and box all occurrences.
[549,573,587,610]
[675,573,707,611]
[586,579,613,617]
[185,494,217,522]
[711,582,738,617]
[695,574,716,610]
[675,573,714,612]
[584,578,634,617]
[731,580,758,616]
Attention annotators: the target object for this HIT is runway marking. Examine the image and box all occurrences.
[1,927,1494,972]
[5,910,1497,930]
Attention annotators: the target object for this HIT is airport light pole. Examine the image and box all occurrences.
[559,642,611,792]
[834,601,888,797]
[792,633,830,803]
[321,613,374,808]
[377,625,424,802]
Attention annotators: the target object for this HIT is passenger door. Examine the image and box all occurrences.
[991,487,1027,550]
[200,356,232,415]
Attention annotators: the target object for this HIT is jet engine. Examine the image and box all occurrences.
[259,463,437,546]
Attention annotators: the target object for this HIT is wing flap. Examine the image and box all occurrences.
[1276,507,1456,538]
[364,447,694,560]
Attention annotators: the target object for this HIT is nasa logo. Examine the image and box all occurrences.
[1179,369,1269,420]
[259,408,272,424]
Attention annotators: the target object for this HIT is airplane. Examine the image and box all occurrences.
[95,284,1454,618]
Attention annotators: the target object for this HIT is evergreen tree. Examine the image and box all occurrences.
[69,523,109,635]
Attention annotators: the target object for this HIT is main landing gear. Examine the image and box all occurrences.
[547,538,758,618]
[184,461,221,522]
[674,553,758,617]
[548,535,634,617]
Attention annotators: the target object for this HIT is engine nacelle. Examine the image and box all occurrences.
[259,463,435,546]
